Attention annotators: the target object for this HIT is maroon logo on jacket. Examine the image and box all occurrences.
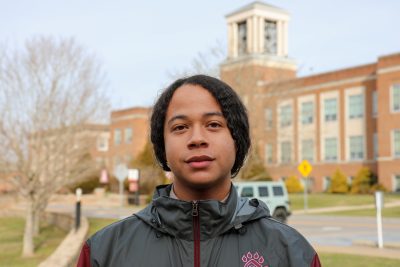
[241,251,269,267]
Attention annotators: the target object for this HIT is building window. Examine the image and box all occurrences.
[264,20,277,54]
[394,175,400,192]
[373,91,378,117]
[348,94,364,119]
[125,128,132,144]
[114,129,121,145]
[280,105,292,127]
[347,176,354,186]
[264,108,273,130]
[324,98,337,122]
[301,101,314,125]
[281,141,292,163]
[393,129,400,157]
[324,137,338,161]
[392,84,400,112]
[373,133,378,160]
[238,21,247,55]
[349,136,364,160]
[323,176,331,192]
[265,144,273,164]
[97,136,109,152]
[301,139,314,162]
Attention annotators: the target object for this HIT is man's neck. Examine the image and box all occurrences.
[170,182,231,202]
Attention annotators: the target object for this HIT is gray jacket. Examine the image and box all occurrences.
[77,184,321,267]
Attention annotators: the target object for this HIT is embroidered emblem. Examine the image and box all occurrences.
[241,251,269,267]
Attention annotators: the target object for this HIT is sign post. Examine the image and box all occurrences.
[114,164,128,206]
[128,169,140,205]
[375,191,384,248]
[75,188,82,231]
[297,160,313,212]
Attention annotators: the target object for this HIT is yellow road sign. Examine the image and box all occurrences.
[298,160,312,177]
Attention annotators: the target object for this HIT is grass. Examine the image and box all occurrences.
[319,206,400,218]
[320,252,400,267]
[88,218,118,236]
[289,193,400,211]
[0,217,67,267]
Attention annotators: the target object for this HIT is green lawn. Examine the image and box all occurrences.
[319,206,400,218]
[320,252,400,267]
[88,218,118,236]
[0,217,67,267]
[289,193,400,211]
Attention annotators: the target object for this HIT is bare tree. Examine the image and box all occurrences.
[0,36,109,256]
[166,40,226,81]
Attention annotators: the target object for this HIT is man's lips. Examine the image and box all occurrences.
[185,155,214,169]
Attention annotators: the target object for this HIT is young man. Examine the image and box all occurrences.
[77,75,321,267]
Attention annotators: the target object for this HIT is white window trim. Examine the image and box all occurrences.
[392,174,400,192]
[390,84,400,113]
[349,135,365,161]
[392,129,400,158]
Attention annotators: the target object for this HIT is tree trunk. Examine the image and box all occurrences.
[22,199,35,257]
[33,209,40,236]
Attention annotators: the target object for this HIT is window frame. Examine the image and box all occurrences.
[301,101,314,125]
[348,94,364,119]
[324,137,338,161]
[324,98,338,122]
[391,84,400,113]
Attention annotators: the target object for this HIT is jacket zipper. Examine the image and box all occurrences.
[192,201,200,267]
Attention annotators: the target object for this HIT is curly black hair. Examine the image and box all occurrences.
[150,74,250,177]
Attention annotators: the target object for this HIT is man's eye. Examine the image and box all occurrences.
[172,125,186,132]
[208,122,222,128]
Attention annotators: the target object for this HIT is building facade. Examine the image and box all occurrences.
[220,1,400,192]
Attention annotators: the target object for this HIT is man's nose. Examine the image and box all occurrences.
[187,127,208,149]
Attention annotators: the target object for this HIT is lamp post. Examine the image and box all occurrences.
[75,188,82,230]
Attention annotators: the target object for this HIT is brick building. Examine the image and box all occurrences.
[107,107,151,171]
[220,1,400,192]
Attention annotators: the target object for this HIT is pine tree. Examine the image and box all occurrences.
[240,147,271,180]
[329,169,349,193]
[284,176,304,193]
[351,167,371,194]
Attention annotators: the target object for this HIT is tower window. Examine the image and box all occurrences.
[238,21,247,55]
[264,20,277,55]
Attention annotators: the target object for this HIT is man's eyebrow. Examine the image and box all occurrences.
[204,111,224,118]
[166,115,187,126]
[166,112,224,126]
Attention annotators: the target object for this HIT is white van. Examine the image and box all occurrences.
[234,181,291,223]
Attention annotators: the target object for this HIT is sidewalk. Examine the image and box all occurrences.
[4,193,400,260]
[292,200,400,215]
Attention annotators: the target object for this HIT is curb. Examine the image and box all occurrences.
[353,239,400,250]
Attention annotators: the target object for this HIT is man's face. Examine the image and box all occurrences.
[163,84,236,191]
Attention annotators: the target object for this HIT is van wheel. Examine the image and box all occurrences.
[273,208,287,223]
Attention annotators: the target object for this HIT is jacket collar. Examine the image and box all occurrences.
[136,183,270,241]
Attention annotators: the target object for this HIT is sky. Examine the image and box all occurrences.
[1,0,399,110]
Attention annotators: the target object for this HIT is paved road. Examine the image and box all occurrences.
[45,202,400,249]
[288,214,400,248]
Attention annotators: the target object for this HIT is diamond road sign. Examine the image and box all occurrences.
[114,164,128,182]
[298,160,312,177]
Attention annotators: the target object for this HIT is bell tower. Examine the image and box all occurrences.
[220,1,297,95]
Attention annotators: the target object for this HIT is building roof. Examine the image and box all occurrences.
[225,1,289,18]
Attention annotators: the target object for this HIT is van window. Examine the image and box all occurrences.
[272,186,284,196]
[241,187,254,197]
[258,186,269,197]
